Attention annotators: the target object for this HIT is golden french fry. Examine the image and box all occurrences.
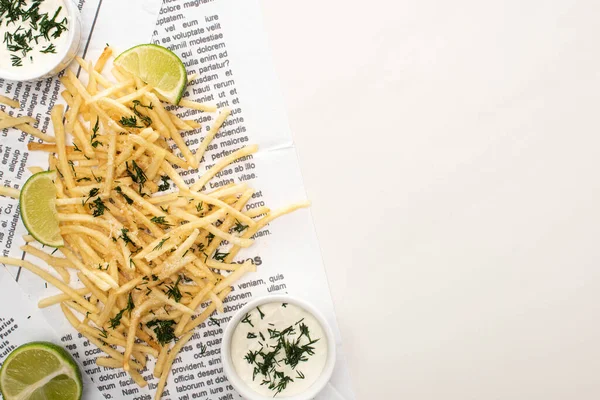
[0,186,19,199]
[0,95,20,108]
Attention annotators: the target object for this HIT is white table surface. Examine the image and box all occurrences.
[261,0,600,398]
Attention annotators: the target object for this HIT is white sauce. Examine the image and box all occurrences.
[231,302,328,397]
[0,0,69,76]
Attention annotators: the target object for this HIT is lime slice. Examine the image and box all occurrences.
[115,44,187,104]
[0,342,82,400]
[19,171,63,247]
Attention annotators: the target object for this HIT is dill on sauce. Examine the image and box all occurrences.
[241,313,254,327]
[40,43,55,53]
[242,307,321,396]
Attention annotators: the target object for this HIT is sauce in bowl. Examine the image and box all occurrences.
[230,302,328,397]
[0,0,79,80]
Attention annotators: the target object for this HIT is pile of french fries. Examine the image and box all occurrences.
[0,47,308,399]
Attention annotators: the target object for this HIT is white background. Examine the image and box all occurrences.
[260,0,600,398]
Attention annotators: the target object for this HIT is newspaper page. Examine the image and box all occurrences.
[0,0,355,399]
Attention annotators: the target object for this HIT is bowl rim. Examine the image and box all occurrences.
[221,294,337,400]
[0,0,81,82]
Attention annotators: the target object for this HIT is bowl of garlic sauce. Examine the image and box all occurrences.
[222,295,336,399]
[0,0,81,81]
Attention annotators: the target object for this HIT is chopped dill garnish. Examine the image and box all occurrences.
[40,43,55,53]
[153,237,168,251]
[146,319,176,345]
[213,249,229,261]
[125,160,147,192]
[120,228,135,247]
[89,197,105,217]
[199,342,207,354]
[131,100,152,126]
[150,216,172,227]
[157,175,170,191]
[83,187,99,205]
[119,115,143,128]
[206,232,215,245]
[115,186,133,205]
[241,313,254,327]
[232,219,248,233]
[109,293,134,329]
[165,276,182,302]
[90,118,102,147]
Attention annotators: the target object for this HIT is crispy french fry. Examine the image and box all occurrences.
[0,186,19,199]
[194,108,230,165]
[0,95,20,108]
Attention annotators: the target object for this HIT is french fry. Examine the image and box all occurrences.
[124,298,162,371]
[0,95,20,108]
[178,98,217,112]
[38,288,91,308]
[155,331,194,400]
[21,245,70,281]
[95,46,113,72]
[0,116,37,130]
[0,186,20,199]
[51,105,76,190]
[213,261,255,293]
[191,144,258,191]
[194,108,230,165]
[183,288,232,334]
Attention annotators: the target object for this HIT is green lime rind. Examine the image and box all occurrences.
[0,342,83,400]
[115,43,187,104]
[19,171,63,248]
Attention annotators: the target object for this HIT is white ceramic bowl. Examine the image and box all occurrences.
[0,0,81,81]
[222,295,336,400]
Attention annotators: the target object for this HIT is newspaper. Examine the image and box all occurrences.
[0,0,355,399]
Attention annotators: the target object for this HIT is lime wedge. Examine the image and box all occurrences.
[0,342,83,400]
[115,44,187,104]
[19,171,63,247]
